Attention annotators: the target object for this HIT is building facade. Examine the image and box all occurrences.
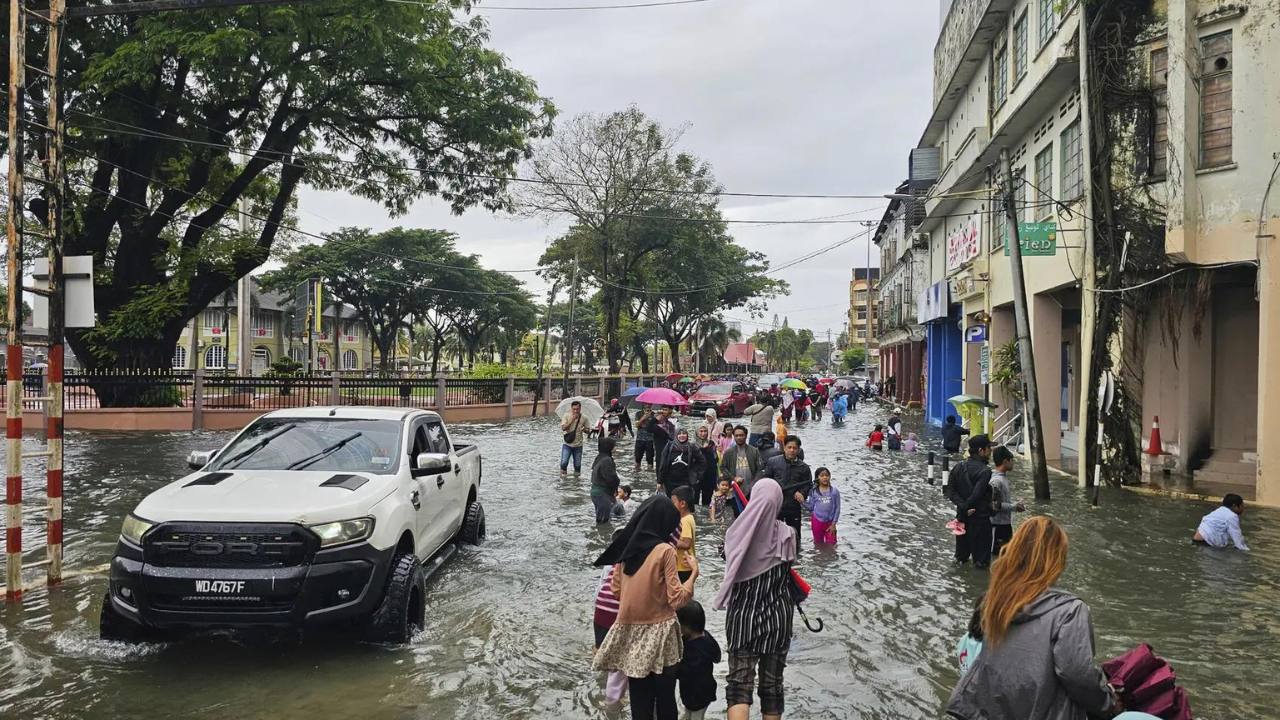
[172,283,374,374]
[847,267,880,377]
[884,0,1280,503]
[875,173,934,408]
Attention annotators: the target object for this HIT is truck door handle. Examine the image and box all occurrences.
[410,490,421,510]
[453,464,461,475]
[436,476,446,489]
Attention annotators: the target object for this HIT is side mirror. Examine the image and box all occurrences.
[414,453,451,476]
[188,450,214,471]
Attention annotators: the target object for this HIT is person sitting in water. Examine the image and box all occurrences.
[1193,493,1249,550]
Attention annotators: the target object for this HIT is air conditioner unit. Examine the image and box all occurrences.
[912,232,930,250]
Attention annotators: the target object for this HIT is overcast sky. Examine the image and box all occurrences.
[295,0,939,341]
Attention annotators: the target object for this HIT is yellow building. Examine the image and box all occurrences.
[171,284,373,374]
[847,267,880,374]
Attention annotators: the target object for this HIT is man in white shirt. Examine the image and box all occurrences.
[1193,493,1249,550]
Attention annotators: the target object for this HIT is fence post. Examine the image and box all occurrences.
[436,375,447,413]
[544,376,552,413]
[619,372,627,397]
[331,373,341,406]
[598,372,606,404]
[41,366,50,440]
[574,376,582,397]
[505,374,515,420]
[192,370,205,431]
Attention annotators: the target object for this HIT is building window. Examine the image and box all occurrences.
[341,320,359,339]
[172,345,187,370]
[994,43,1009,109]
[201,309,224,335]
[855,290,868,304]
[993,195,1007,252]
[1034,146,1054,220]
[856,307,868,321]
[205,345,227,370]
[317,352,330,371]
[1060,120,1084,201]
[1150,47,1168,177]
[253,347,271,366]
[251,309,274,338]
[343,349,358,370]
[1013,12,1028,84]
[1039,0,1056,48]
[289,346,305,364]
[1199,31,1233,168]
[856,328,867,340]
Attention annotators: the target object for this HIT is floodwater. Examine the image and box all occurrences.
[1,408,1277,719]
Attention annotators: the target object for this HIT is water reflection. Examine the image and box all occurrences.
[0,409,1273,718]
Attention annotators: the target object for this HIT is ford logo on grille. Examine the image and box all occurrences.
[153,540,305,557]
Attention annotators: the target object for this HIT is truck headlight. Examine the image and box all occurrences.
[309,518,374,548]
[120,514,155,544]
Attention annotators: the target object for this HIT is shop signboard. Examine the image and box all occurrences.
[1004,221,1058,256]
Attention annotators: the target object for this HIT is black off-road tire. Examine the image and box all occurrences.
[363,552,426,644]
[458,500,486,546]
[99,592,151,643]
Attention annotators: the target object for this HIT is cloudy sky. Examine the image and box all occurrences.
[296,0,939,341]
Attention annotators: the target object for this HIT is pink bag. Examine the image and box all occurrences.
[1102,643,1163,688]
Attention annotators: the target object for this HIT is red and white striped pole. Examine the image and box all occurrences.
[6,345,22,602]
[46,344,62,586]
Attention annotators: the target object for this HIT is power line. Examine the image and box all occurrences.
[388,0,714,9]
[66,113,896,201]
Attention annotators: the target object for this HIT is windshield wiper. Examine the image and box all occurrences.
[286,432,363,471]
[216,423,298,470]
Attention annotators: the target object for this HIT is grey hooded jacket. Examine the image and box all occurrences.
[946,588,1115,720]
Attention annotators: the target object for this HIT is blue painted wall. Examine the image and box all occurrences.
[925,306,964,426]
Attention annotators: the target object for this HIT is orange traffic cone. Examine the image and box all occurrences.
[1146,416,1163,455]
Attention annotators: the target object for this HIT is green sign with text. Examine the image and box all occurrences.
[1004,221,1057,256]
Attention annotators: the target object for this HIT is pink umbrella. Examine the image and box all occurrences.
[635,387,689,406]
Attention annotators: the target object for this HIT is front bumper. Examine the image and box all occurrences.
[684,400,730,416]
[107,537,394,630]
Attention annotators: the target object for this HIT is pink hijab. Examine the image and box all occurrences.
[712,478,797,610]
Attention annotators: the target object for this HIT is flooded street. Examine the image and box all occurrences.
[1,408,1277,719]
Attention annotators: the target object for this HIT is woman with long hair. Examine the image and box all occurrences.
[946,516,1118,720]
[593,496,698,720]
[714,478,797,720]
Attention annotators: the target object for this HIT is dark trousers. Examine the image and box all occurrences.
[992,523,1013,557]
[591,490,614,524]
[782,514,802,550]
[629,666,679,720]
[698,465,716,506]
[634,439,655,467]
[964,516,992,566]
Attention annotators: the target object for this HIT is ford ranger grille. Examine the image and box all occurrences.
[143,523,316,569]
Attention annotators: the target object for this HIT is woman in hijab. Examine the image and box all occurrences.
[594,496,697,720]
[695,425,719,507]
[699,408,725,443]
[590,437,623,524]
[658,428,703,495]
[714,478,797,720]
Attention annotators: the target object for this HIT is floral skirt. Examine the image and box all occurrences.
[591,617,683,678]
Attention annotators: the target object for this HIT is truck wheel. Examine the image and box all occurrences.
[458,500,486,546]
[364,552,426,644]
[99,592,151,643]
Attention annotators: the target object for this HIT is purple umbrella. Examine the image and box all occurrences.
[635,387,689,407]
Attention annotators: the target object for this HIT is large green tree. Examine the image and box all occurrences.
[7,1,552,383]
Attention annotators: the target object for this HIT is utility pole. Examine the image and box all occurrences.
[533,281,559,416]
[562,254,579,389]
[1002,148,1050,499]
[5,0,28,601]
[236,190,251,375]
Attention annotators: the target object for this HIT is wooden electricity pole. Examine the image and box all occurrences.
[1001,149,1050,499]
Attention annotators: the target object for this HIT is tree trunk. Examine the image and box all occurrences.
[666,338,682,373]
[430,333,444,376]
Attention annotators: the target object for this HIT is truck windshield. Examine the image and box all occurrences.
[208,418,403,475]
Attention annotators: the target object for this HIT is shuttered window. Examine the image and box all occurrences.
[1034,147,1054,220]
[1013,12,1029,83]
[994,43,1009,109]
[1060,120,1084,201]
[1199,31,1232,168]
[1039,0,1056,48]
[1150,47,1168,177]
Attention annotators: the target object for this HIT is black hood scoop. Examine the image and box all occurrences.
[185,472,233,487]
[320,474,369,491]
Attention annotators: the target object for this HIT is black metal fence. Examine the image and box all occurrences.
[45,370,666,412]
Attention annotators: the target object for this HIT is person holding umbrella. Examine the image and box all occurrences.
[713,478,797,720]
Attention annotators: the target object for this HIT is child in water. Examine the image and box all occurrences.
[867,424,884,450]
[956,594,985,677]
[803,467,841,544]
[675,600,721,720]
[903,432,918,452]
[709,478,732,523]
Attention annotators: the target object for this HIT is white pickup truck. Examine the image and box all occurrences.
[100,407,484,643]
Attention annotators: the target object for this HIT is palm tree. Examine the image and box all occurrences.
[697,316,741,371]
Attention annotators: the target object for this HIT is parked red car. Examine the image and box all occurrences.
[684,382,753,417]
